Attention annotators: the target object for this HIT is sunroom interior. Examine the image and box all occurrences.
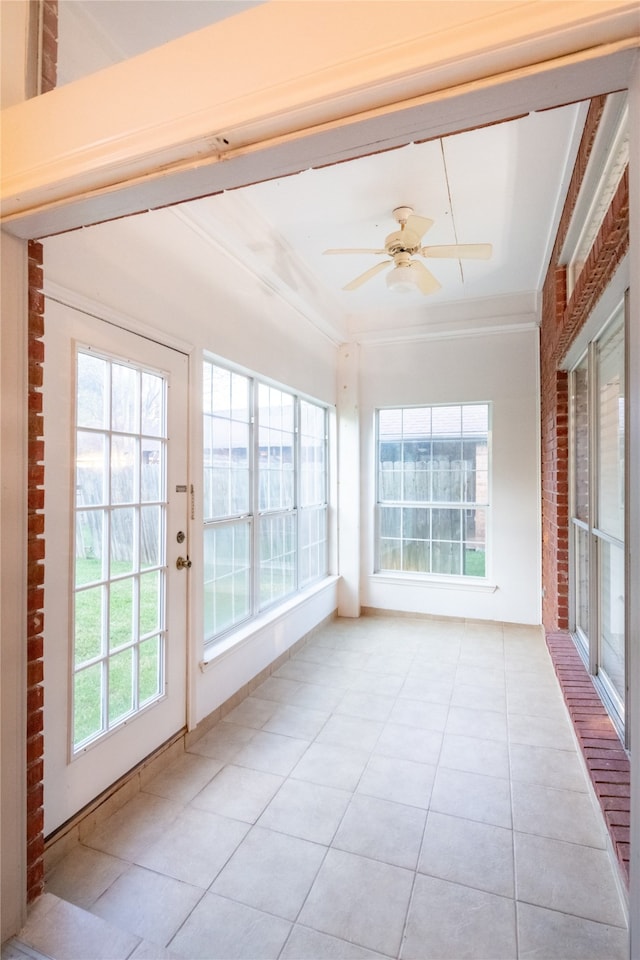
[2,1,639,955]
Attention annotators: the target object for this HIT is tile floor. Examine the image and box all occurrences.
[17,617,630,959]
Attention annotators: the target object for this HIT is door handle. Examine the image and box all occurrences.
[176,556,192,570]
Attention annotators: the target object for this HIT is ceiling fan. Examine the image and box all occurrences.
[324,205,492,295]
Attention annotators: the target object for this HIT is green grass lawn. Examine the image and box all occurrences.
[73,558,163,746]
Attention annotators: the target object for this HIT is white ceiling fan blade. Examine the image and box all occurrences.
[412,260,442,296]
[343,260,391,291]
[324,247,387,255]
[404,214,433,241]
[421,243,492,260]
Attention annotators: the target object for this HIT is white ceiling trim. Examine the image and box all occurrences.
[43,280,196,355]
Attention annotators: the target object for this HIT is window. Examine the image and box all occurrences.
[376,403,489,578]
[570,303,626,737]
[203,360,328,645]
[73,350,167,750]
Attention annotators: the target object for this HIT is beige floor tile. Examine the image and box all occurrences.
[298,848,413,957]
[512,780,607,847]
[210,826,326,921]
[222,696,278,728]
[508,712,576,750]
[168,893,291,960]
[357,755,435,809]
[232,729,309,775]
[398,675,453,705]
[373,722,443,765]
[262,702,330,739]
[280,924,389,959]
[289,682,346,711]
[401,874,516,959]
[332,793,426,869]
[45,844,128,910]
[187,720,257,762]
[418,811,514,897]
[348,672,405,697]
[316,714,384,752]
[509,741,590,792]
[91,865,202,946]
[142,752,224,803]
[291,741,369,791]
[451,682,507,712]
[190,764,283,822]
[388,698,448,732]
[517,902,629,959]
[439,732,510,779]
[19,894,139,960]
[258,777,351,844]
[446,705,508,741]
[135,805,249,887]
[82,792,182,862]
[514,832,628,927]
[252,676,304,703]
[430,767,512,828]
[129,940,179,959]
[454,664,505,690]
[334,690,396,722]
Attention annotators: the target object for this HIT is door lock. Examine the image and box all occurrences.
[176,530,185,544]
[176,556,192,570]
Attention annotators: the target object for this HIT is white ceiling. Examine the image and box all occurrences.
[56,1,589,343]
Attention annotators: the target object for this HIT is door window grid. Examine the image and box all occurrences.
[73,350,167,751]
[203,360,329,645]
[376,404,490,578]
[569,304,626,736]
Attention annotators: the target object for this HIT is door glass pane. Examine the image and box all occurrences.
[574,523,589,642]
[597,319,624,539]
[599,539,625,705]
[73,349,167,750]
[572,356,589,523]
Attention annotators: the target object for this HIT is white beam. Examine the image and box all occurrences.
[1,1,638,237]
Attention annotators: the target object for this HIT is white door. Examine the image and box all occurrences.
[44,302,190,834]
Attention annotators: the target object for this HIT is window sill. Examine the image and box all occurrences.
[200,575,339,671]
[370,573,497,593]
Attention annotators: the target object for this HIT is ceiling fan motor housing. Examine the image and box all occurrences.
[385,230,421,255]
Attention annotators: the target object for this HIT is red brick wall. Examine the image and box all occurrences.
[540,95,629,631]
[26,0,57,905]
[27,242,46,902]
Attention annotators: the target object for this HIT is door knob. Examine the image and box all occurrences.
[176,556,192,570]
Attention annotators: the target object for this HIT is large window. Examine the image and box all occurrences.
[376,403,489,578]
[570,304,626,737]
[203,360,328,644]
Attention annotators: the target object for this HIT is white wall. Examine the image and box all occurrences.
[359,326,541,624]
[43,211,339,732]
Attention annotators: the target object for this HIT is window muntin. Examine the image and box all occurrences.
[376,403,489,578]
[73,350,167,751]
[203,360,329,645]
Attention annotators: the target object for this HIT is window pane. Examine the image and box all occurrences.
[77,432,106,506]
[77,353,108,429]
[76,510,104,586]
[75,586,103,664]
[599,539,625,704]
[141,372,164,437]
[376,403,489,579]
[597,319,624,539]
[74,350,167,751]
[203,520,252,638]
[259,513,296,608]
[74,663,103,747]
[139,635,162,705]
[108,647,134,724]
[112,364,138,433]
[572,357,589,523]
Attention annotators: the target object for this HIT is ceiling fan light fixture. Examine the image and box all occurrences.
[386,263,418,293]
